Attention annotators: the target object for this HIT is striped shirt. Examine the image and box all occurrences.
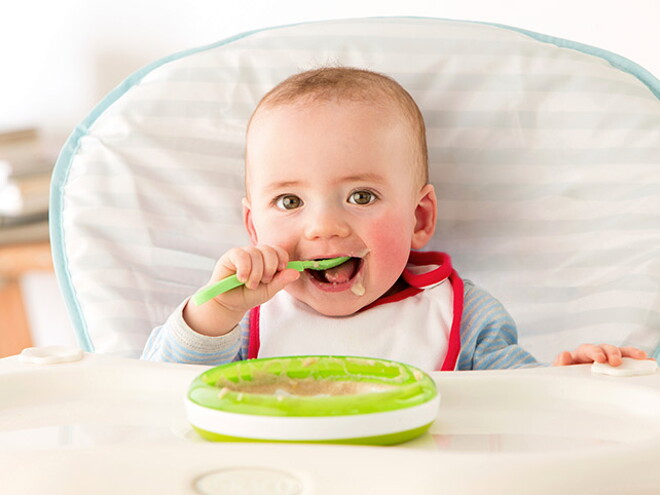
[141,279,542,370]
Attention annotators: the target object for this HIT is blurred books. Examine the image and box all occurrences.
[0,128,55,245]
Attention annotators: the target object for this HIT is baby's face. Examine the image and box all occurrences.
[243,100,434,316]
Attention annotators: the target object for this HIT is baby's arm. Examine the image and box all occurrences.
[141,244,299,364]
[183,245,300,336]
[457,281,540,370]
[140,300,245,364]
[553,344,648,366]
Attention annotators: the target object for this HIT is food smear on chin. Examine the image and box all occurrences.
[351,282,366,296]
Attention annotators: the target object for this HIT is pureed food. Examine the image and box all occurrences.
[214,356,404,399]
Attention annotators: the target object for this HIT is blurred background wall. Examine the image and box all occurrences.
[2,0,658,147]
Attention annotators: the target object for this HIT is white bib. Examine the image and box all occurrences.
[250,252,463,371]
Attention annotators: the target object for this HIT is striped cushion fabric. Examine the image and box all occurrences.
[51,17,660,360]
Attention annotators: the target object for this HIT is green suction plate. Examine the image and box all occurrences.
[186,355,440,445]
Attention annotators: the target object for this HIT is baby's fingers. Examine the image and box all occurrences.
[217,245,291,289]
[259,245,288,284]
[216,247,263,289]
[554,344,649,368]
[600,344,626,366]
[215,248,251,282]
[588,344,646,366]
[571,344,606,364]
[553,351,575,366]
[620,347,648,360]
[263,268,300,299]
[242,247,265,289]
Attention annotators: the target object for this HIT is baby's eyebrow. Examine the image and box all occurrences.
[338,173,385,183]
[264,173,386,192]
[267,180,304,190]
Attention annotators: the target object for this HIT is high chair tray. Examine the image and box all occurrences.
[1,352,659,494]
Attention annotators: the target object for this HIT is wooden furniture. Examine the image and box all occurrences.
[0,241,52,357]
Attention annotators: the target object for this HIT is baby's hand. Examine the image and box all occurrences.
[553,344,648,367]
[184,245,300,336]
[213,244,300,304]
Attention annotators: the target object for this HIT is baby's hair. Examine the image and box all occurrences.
[247,67,429,187]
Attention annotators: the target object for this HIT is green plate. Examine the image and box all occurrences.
[186,355,440,445]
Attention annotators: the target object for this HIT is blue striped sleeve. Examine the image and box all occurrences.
[140,299,245,365]
[457,280,542,370]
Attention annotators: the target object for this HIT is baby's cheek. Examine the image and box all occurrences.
[252,217,295,250]
[364,215,413,267]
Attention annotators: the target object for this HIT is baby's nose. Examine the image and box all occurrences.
[304,206,351,240]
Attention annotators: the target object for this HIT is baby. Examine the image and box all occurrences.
[142,67,647,370]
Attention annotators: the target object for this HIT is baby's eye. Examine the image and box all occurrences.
[348,190,377,205]
[275,195,303,210]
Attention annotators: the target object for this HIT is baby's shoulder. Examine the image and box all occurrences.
[460,279,510,314]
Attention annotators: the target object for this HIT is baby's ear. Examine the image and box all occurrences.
[411,184,437,250]
[242,197,259,245]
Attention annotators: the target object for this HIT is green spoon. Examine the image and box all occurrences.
[191,256,351,306]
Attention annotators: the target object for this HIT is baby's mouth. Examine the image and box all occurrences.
[307,257,362,285]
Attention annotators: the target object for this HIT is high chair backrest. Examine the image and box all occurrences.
[50,17,660,361]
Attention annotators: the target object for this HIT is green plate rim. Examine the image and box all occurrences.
[187,355,438,417]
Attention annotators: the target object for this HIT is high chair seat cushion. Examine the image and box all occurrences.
[50,17,660,360]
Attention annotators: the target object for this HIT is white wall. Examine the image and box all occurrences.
[1,0,659,150]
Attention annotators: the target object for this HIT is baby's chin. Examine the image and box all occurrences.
[285,286,377,316]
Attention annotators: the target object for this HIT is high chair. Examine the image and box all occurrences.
[50,17,660,363]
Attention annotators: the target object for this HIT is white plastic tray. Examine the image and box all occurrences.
[1,352,659,494]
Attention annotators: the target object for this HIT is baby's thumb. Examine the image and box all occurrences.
[553,351,574,366]
[263,269,300,300]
